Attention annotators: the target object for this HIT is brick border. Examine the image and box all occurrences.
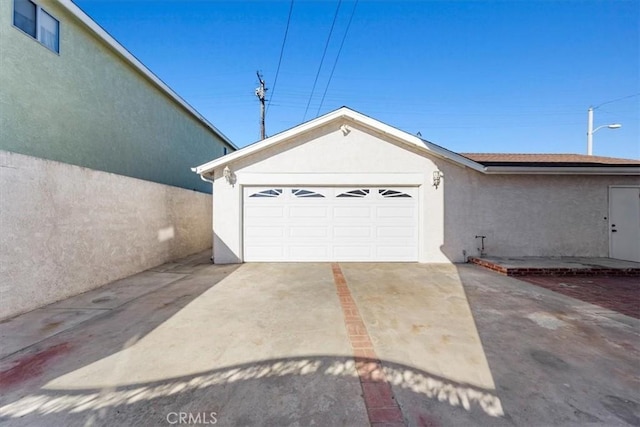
[467,257,640,277]
[331,263,405,427]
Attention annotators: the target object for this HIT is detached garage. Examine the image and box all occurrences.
[193,107,640,264]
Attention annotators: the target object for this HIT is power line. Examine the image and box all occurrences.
[267,0,295,115]
[316,0,358,117]
[302,0,342,122]
[594,93,640,109]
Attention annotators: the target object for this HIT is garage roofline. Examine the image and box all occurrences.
[192,106,486,176]
[191,106,640,177]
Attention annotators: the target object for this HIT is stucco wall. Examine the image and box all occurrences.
[210,120,639,264]
[439,166,640,260]
[212,121,447,264]
[0,0,231,193]
[0,151,213,320]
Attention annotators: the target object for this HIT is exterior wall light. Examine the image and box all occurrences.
[223,166,236,186]
[433,171,444,189]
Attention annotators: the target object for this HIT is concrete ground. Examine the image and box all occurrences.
[0,252,638,426]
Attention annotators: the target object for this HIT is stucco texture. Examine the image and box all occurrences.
[0,151,213,320]
[0,0,230,193]
[210,120,639,264]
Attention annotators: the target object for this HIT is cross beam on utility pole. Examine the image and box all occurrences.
[255,72,267,140]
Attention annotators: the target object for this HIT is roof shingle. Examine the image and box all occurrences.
[461,153,640,167]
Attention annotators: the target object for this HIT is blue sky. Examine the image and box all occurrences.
[75,0,639,158]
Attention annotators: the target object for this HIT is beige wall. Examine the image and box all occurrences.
[0,151,213,319]
[439,165,640,260]
[209,120,639,264]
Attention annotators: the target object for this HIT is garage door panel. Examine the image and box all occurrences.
[245,206,285,218]
[289,226,329,238]
[333,206,372,218]
[333,226,372,238]
[377,226,415,237]
[289,245,329,259]
[244,186,418,262]
[333,245,372,258]
[377,246,417,259]
[245,245,285,260]
[245,226,284,238]
[289,206,329,218]
[376,206,415,218]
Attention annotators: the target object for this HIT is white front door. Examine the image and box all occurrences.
[609,186,640,262]
[243,187,419,262]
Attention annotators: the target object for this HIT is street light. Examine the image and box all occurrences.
[587,106,622,155]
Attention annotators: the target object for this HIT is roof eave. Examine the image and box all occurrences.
[57,0,238,150]
[484,166,640,175]
[193,107,487,175]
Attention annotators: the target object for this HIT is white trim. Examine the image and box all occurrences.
[193,107,485,175]
[54,0,237,150]
[236,173,424,186]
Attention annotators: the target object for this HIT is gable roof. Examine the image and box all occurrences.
[193,106,484,175]
[57,0,237,150]
[193,106,640,176]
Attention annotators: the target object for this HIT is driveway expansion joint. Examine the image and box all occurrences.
[331,263,407,427]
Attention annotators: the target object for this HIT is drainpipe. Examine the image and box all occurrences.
[199,174,214,185]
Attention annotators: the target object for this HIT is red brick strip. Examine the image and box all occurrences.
[331,263,405,427]
[467,257,640,277]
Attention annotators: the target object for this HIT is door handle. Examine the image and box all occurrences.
[611,230,617,232]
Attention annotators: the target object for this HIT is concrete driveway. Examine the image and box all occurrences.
[0,252,638,426]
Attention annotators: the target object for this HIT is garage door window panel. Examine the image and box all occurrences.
[249,188,282,198]
[292,189,325,198]
[337,189,370,198]
[379,189,412,198]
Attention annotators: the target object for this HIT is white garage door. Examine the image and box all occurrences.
[243,187,418,262]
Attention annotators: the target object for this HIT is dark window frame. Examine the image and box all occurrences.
[13,0,60,54]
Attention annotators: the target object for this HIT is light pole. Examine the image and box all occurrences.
[587,106,622,155]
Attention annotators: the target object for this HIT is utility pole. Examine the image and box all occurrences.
[255,72,267,140]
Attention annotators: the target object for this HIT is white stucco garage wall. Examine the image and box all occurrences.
[0,151,213,319]
[209,119,639,265]
[211,121,456,264]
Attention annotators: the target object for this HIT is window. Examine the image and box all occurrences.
[379,189,412,198]
[292,189,325,198]
[249,189,282,198]
[337,189,370,198]
[13,0,59,53]
[223,147,228,155]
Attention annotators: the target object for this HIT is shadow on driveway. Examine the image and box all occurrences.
[0,355,504,426]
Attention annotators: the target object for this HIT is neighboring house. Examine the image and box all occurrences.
[0,0,236,319]
[1,0,236,192]
[193,107,640,264]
